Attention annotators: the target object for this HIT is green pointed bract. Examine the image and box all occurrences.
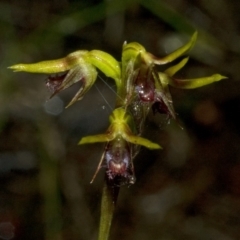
[169,74,227,89]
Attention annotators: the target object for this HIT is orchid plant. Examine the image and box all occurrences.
[9,32,226,240]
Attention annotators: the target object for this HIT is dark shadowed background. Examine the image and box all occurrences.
[1,0,240,239]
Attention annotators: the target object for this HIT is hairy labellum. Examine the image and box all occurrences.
[154,90,176,119]
[134,66,177,120]
[134,64,155,102]
[105,137,135,186]
[152,98,171,115]
[46,73,67,95]
[135,80,155,102]
[128,98,151,136]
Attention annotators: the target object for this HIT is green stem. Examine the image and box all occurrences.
[98,178,119,240]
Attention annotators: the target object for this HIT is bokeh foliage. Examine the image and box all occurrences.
[1,0,240,240]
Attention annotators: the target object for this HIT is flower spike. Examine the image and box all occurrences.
[9,30,227,189]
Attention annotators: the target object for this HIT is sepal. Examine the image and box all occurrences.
[79,108,161,150]
[9,50,89,73]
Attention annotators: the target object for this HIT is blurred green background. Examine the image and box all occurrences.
[1,0,240,239]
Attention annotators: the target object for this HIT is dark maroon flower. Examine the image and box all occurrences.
[105,137,135,186]
[46,73,67,95]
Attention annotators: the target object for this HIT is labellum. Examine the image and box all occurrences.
[134,65,155,103]
[105,137,135,186]
[133,64,177,121]
[46,73,67,95]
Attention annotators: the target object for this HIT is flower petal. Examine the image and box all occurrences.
[64,64,98,107]
[153,32,197,65]
[79,133,113,145]
[164,57,189,77]
[169,74,227,89]
[154,72,177,119]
